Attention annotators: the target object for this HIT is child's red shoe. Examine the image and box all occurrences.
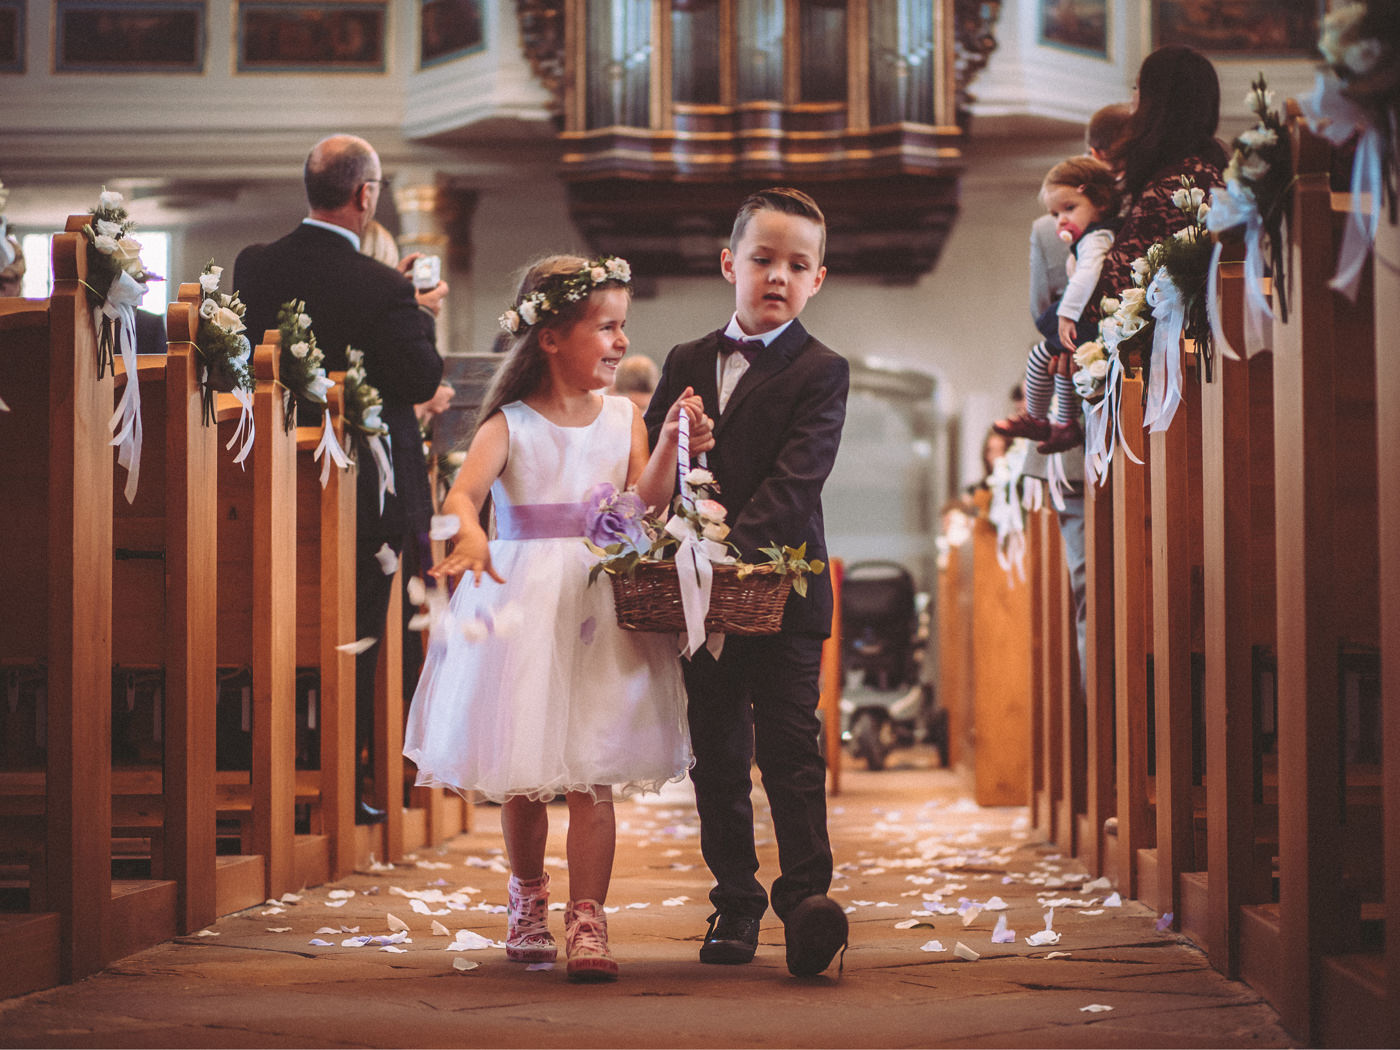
[565,899,619,982]
[992,412,1051,441]
[1037,419,1084,454]
[506,873,557,962]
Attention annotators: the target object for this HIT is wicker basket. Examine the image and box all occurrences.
[609,560,789,635]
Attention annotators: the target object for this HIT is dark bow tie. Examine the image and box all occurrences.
[720,335,764,363]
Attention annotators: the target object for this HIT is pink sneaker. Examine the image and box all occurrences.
[506,873,557,962]
[565,899,619,982]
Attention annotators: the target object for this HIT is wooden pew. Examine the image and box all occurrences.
[935,507,974,774]
[293,379,356,880]
[969,497,1031,806]
[1194,245,1277,974]
[1082,474,1115,879]
[1256,113,1383,1046]
[1145,352,1206,924]
[1111,376,1152,901]
[0,226,113,985]
[1374,169,1400,1050]
[105,284,219,935]
[214,332,298,902]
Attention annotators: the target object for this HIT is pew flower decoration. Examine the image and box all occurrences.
[338,347,395,507]
[985,444,1028,583]
[275,299,334,432]
[193,262,256,465]
[1207,75,1294,359]
[1301,2,1399,298]
[82,188,163,504]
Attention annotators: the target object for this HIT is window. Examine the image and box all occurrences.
[19,229,170,316]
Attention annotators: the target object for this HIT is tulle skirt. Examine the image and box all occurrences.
[403,536,692,803]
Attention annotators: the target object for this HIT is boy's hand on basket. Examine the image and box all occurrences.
[430,529,504,588]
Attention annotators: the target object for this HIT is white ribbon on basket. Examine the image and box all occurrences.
[314,409,350,487]
[670,411,725,660]
[1206,182,1273,360]
[102,270,146,504]
[226,387,255,467]
[1142,269,1186,434]
[1300,71,1384,301]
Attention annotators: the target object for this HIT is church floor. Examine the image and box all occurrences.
[0,750,1296,1049]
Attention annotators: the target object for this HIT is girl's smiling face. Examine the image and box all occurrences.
[721,209,826,335]
[541,286,631,391]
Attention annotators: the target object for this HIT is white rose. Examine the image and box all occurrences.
[605,258,631,281]
[215,306,244,333]
[113,236,143,263]
[1119,315,1147,339]
[1239,127,1278,151]
[207,265,223,280]
[93,234,119,255]
[347,347,364,366]
[1087,359,1109,380]
[1120,287,1147,310]
[361,405,383,430]
[499,309,520,333]
[99,190,124,209]
[684,467,715,488]
[1190,187,1206,208]
[96,219,122,238]
[298,312,313,330]
[702,522,730,543]
[199,273,220,293]
[1074,340,1105,368]
[1099,297,1120,316]
[590,266,607,283]
[290,340,311,359]
[1171,188,1192,209]
[199,297,219,320]
[1131,257,1151,279]
[519,300,539,325]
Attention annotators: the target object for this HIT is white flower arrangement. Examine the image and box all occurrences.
[193,261,254,416]
[498,255,632,334]
[276,299,334,429]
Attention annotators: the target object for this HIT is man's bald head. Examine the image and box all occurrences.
[304,135,380,212]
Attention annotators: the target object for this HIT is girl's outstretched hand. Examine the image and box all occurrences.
[666,387,715,454]
[429,530,505,588]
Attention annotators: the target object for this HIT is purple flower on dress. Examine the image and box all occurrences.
[584,482,647,550]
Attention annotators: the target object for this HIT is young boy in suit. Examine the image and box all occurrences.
[645,187,849,977]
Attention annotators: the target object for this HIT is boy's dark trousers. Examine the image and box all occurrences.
[683,632,833,921]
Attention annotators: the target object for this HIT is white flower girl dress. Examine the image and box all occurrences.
[403,396,691,802]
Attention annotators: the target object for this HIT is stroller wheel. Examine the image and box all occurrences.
[850,711,890,771]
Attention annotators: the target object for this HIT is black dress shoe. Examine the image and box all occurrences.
[699,912,760,964]
[355,799,387,826]
[784,894,848,977]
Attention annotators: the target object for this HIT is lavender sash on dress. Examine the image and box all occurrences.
[495,501,589,540]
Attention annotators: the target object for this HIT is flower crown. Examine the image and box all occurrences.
[498,255,632,334]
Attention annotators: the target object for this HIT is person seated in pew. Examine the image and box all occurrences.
[234,134,448,825]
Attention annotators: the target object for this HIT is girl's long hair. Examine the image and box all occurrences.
[475,254,626,430]
[1111,45,1227,204]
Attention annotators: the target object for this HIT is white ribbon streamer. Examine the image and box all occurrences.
[1300,71,1383,301]
[1083,347,1142,486]
[1143,270,1186,434]
[366,432,395,514]
[1206,182,1274,359]
[986,448,1026,583]
[226,387,255,467]
[101,270,146,503]
[314,410,350,487]
[1044,450,1069,512]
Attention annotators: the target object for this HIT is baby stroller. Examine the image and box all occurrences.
[838,560,948,770]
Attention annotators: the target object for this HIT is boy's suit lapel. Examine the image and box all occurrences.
[714,319,807,433]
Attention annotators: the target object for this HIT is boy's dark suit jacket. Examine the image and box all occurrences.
[646,319,848,637]
[234,223,443,545]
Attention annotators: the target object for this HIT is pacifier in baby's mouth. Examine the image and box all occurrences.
[1057,222,1081,244]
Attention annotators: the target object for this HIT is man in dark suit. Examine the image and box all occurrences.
[234,134,446,824]
[645,187,849,978]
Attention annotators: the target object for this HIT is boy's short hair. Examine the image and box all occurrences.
[729,187,827,262]
[1086,103,1132,155]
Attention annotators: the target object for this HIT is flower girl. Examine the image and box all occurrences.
[403,254,711,982]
